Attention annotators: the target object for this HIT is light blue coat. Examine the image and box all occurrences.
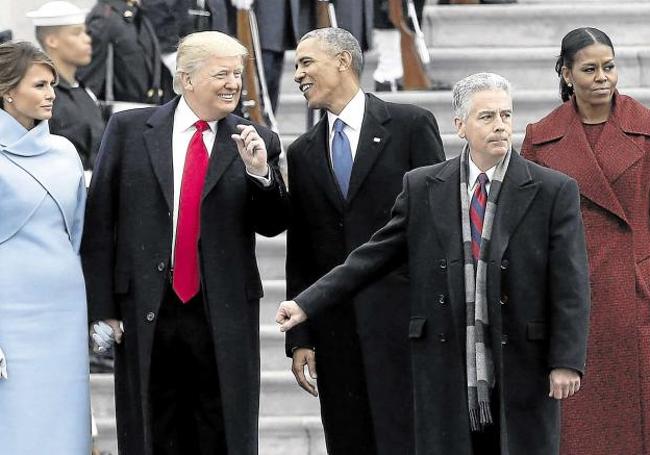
[0,108,90,454]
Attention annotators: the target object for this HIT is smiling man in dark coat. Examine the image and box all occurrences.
[278,72,590,455]
[286,27,444,455]
[82,31,288,455]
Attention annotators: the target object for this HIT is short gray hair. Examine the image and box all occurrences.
[452,72,512,120]
[173,31,248,95]
[299,27,363,79]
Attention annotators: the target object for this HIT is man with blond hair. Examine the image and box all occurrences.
[82,31,288,455]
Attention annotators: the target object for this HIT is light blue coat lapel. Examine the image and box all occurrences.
[0,109,85,249]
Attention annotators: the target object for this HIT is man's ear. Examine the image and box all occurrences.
[454,117,466,139]
[180,72,193,92]
[44,33,59,51]
[338,50,353,72]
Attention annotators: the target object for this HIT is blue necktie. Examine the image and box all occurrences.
[332,118,353,197]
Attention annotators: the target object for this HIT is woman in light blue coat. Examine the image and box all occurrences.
[0,41,90,454]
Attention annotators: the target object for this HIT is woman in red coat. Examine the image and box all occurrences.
[521,27,650,455]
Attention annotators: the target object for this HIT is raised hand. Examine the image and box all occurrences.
[232,124,269,177]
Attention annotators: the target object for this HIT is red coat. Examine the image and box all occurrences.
[522,93,650,455]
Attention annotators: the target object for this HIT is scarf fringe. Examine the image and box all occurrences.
[469,403,494,432]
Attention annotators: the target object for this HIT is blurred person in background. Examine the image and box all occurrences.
[78,0,174,105]
[29,0,105,171]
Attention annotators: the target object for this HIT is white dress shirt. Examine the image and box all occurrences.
[326,88,366,162]
[171,97,218,265]
[467,155,497,200]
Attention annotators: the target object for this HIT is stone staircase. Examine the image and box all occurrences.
[92,1,650,453]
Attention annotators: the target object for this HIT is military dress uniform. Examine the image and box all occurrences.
[50,80,105,170]
[78,0,173,104]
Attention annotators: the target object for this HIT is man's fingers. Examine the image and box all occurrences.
[306,354,317,379]
[280,318,298,332]
[291,354,318,397]
[231,134,245,152]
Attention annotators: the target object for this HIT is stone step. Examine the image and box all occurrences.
[92,372,321,420]
[93,415,327,455]
[279,45,650,97]
[423,3,650,48]
[275,88,650,136]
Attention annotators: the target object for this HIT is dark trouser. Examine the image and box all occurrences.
[315,306,377,455]
[150,288,227,455]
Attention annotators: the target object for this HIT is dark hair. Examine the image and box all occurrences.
[555,27,615,102]
[0,41,58,109]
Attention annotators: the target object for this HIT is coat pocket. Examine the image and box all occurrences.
[526,321,547,341]
[408,317,427,339]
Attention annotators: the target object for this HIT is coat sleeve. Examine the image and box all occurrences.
[546,177,591,376]
[246,130,289,237]
[410,108,445,167]
[294,172,411,319]
[284,144,317,355]
[70,158,87,253]
[81,114,123,322]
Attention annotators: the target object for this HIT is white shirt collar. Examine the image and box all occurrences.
[468,153,497,190]
[175,96,218,133]
[327,88,365,133]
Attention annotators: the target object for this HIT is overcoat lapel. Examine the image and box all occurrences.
[346,94,390,204]
[534,100,628,223]
[300,116,345,213]
[202,114,239,199]
[143,100,175,212]
[490,152,540,263]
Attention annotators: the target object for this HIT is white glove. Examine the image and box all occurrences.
[0,345,7,379]
[91,321,116,352]
[231,0,254,9]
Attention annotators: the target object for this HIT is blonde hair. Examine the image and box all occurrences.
[0,41,58,108]
[173,31,248,95]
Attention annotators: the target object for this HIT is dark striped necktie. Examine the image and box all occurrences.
[470,173,489,262]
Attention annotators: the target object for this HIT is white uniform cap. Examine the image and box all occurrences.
[27,1,88,27]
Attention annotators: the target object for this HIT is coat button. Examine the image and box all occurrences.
[500,295,508,305]
[157,262,166,272]
[146,312,155,322]
[438,333,447,343]
[438,294,446,305]
[439,259,447,270]
[501,334,508,345]
[500,259,509,270]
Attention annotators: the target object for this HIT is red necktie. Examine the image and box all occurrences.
[470,173,489,262]
[173,120,210,303]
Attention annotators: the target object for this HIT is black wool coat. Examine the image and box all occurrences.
[81,97,288,455]
[294,152,591,455]
[285,93,444,454]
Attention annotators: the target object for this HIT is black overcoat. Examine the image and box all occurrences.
[294,152,590,455]
[81,97,288,455]
[285,94,444,454]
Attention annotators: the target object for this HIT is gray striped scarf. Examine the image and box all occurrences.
[459,144,512,432]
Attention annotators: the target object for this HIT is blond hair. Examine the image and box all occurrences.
[173,31,248,95]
